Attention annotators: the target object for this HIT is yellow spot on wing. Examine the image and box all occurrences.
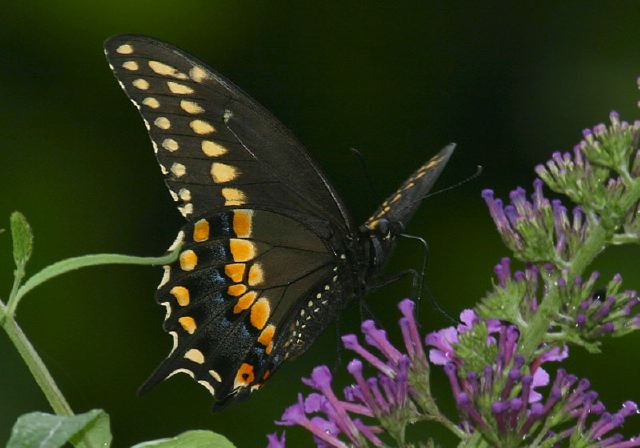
[209,370,222,382]
[132,79,149,90]
[234,291,257,314]
[162,138,179,152]
[258,324,275,347]
[227,284,247,296]
[178,188,191,201]
[168,230,185,251]
[250,298,270,329]
[178,203,193,217]
[222,188,247,206]
[248,263,264,286]
[158,265,171,289]
[148,61,188,79]
[184,348,205,364]
[210,162,238,183]
[225,263,246,282]
[154,117,171,129]
[193,219,210,242]
[233,210,253,238]
[122,61,138,71]
[142,97,160,108]
[116,44,133,54]
[229,239,255,262]
[161,302,172,320]
[201,140,228,157]
[180,100,204,114]
[170,286,190,306]
[190,66,209,82]
[170,163,186,177]
[190,119,215,135]
[167,368,194,379]
[178,316,197,334]
[167,81,194,94]
[198,380,216,395]
[179,250,198,271]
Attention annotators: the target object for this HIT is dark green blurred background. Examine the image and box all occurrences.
[2,1,640,446]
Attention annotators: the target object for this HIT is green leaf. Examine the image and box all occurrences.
[131,430,236,448]
[10,211,33,268]
[7,409,112,448]
[71,410,112,448]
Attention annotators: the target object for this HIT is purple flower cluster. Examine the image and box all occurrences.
[569,273,640,339]
[577,111,640,172]
[268,299,640,447]
[482,179,589,264]
[268,300,427,447]
[428,309,640,446]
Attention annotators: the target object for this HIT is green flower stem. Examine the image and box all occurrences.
[612,232,640,245]
[6,249,180,318]
[0,299,74,417]
[1,248,179,447]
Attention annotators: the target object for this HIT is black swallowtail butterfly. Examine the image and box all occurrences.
[104,35,454,409]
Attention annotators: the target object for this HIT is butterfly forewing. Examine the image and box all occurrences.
[365,143,455,229]
[104,35,353,229]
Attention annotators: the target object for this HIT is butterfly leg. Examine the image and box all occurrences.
[399,233,458,324]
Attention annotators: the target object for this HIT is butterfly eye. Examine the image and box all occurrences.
[376,219,391,236]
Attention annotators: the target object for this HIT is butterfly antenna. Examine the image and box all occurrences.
[349,147,380,199]
[422,164,483,201]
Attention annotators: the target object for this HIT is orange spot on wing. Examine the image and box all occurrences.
[224,263,246,282]
[233,210,253,237]
[258,324,275,347]
[178,316,197,334]
[234,363,255,387]
[266,341,273,355]
[233,291,257,314]
[170,286,190,306]
[229,239,255,262]
[248,263,264,286]
[227,284,247,297]
[193,219,210,242]
[179,250,198,271]
[250,298,271,330]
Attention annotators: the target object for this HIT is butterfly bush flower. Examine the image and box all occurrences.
[268,300,640,447]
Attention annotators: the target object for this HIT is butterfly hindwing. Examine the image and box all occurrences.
[143,208,340,402]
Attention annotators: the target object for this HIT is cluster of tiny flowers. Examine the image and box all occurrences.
[537,112,640,199]
[482,180,590,265]
[557,272,640,341]
[268,299,640,447]
[479,258,640,346]
[267,300,426,448]
[428,310,640,447]
[577,111,640,174]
